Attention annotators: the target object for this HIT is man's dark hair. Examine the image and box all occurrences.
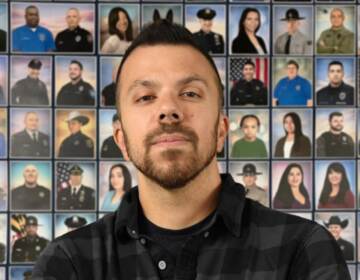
[70,60,83,70]
[115,20,224,113]
[328,61,344,70]
[240,114,260,128]
[329,111,343,121]
[25,5,38,13]
[287,60,299,70]
[243,60,255,69]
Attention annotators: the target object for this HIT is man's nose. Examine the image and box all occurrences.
[157,95,184,125]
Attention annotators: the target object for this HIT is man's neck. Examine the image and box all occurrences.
[330,129,341,135]
[138,160,221,230]
[71,78,81,85]
[329,81,342,88]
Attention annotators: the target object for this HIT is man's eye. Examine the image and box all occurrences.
[181,91,200,98]
[136,95,155,102]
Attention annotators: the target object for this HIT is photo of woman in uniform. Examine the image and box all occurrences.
[231,7,268,54]
[101,7,134,54]
[317,162,355,209]
[101,163,132,211]
[273,112,311,158]
[273,163,311,210]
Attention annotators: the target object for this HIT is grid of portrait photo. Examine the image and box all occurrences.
[1,0,360,279]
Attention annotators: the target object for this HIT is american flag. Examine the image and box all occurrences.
[56,162,71,192]
[230,57,269,88]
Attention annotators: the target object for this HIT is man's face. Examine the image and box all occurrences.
[328,224,342,240]
[241,117,258,141]
[243,175,256,187]
[286,20,300,33]
[286,64,298,80]
[68,120,82,134]
[329,115,344,132]
[115,45,228,189]
[330,9,344,29]
[199,18,213,33]
[23,165,38,185]
[28,68,40,79]
[69,174,82,186]
[242,64,255,81]
[25,7,39,28]
[66,9,80,30]
[24,112,39,131]
[69,63,82,81]
[25,225,38,237]
[328,65,344,85]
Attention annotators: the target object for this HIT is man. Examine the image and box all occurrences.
[33,21,350,279]
[230,60,267,106]
[57,164,95,210]
[56,60,95,106]
[12,5,55,52]
[316,61,354,106]
[55,8,93,52]
[274,8,312,55]
[324,216,354,261]
[0,28,6,52]
[317,111,354,157]
[10,111,50,157]
[237,163,268,207]
[273,60,312,106]
[100,113,124,158]
[101,65,118,106]
[65,215,87,232]
[192,8,224,54]
[11,164,50,210]
[58,111,94,158]
[316,8,354,54]
[11,59,49,105]
[11,216,49,263]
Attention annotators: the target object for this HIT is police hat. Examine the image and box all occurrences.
[28,59,42,70]
[65,111,89,126]
[280,9,305,21]
[69,164,83,176]
[25,215,40,226]
[237,164,262,176]
[197,8,216,20]
[324,216,348,229]
[65,215,87,228]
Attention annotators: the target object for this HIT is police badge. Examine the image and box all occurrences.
[38,33,46,42]
[39,192,45,198]
[74,140,80,146]
[43,139,48,146]
[79,86,84,92]
[75,35,82,42]
[339,92,346,101]
[79,190,85,202]
[86,139,93,148]
[295,85,301,91]
[35,246,41,251]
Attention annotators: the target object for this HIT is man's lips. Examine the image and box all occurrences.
[151,134,190,146]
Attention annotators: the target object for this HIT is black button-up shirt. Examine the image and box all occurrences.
[32,173,350,280]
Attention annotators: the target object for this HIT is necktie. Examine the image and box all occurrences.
[72,188,77,198]
[32,132,37,142]
[285,34,292,54]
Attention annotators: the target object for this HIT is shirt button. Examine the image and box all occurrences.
[158,260,167,271]
[204,231,210,238]
[140,238,146,245]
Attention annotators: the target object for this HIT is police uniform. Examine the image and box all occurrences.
[56,79,95,106]
[192,8,224,54]
[0,242,5,263]
[11,129,50,157]
[11,184,50,210]
[11,216,49,263]
[11,76,49,105]
[316,131,354,157]
[58,131,94,158]
[230,79,268,106]
[0,85,5,105]
[101,136,123,158]
[55,26,93,52]
[316,26,354,54]
[65,215,87,230]
[57,165,95,210]
[12,25,55,52]
[316,82,354,106]
[274,75,312,106]
[0,29,6,52]
[101,82,116,106]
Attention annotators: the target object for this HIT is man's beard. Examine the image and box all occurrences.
[330,125,343,132]
[122,118,219,190]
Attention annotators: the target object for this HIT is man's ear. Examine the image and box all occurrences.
[113,122,130,161]
[216,112,229,153]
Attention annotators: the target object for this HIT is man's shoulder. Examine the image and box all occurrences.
[38,25,52,35]
[12,129,27,139]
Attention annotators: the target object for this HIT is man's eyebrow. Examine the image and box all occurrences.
[176,74,209,87]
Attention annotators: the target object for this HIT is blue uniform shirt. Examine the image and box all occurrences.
[0,132,5,157]
[12,25,55,52]
[274,75,312,106]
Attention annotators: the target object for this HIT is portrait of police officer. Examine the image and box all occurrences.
[56,59,95,106]
[55,7,93,53]
[11,164,51,211]
[316,60,354,106]
[12,5,55,52]
[55,213,95,238]
[189,7,225,54]
[10,111,50,158]
[100,113,124,159]
[100,57,121,106]
[0,57,7,105]
[11,59,50,106]
[230,59,268,106]
[57,164,95,210]
[65,215,87,232]
[273,59,312,106]
[274,7,312,55]
[0,214,6,263]
[11,215,50,263]
[0,4,7,52]
[57,110,95,158]
[316,111,355,157]
[316,7,355,54]
[0,109,6,158]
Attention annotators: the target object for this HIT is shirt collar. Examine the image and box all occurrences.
[114,173,246,241]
